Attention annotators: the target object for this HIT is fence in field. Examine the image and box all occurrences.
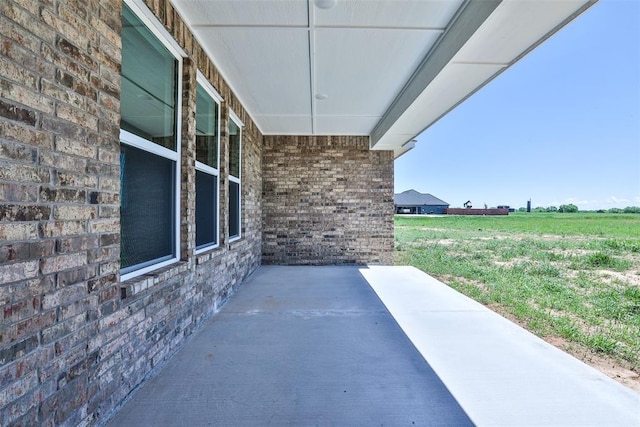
[445,208,509,216]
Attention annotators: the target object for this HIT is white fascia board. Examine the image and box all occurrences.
[371,0,597,157]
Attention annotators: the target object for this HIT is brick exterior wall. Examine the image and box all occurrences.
[0,1,395,425]
[262,136,394,265]
[0,1,262,426]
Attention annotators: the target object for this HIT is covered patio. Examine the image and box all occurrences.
[106,266,639,426]
[3,1,633,425]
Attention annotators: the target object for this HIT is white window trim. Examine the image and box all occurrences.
[120,130,179,162]
[195,73,222,254]
[124,0,186,58]
[196,162,218,176]
[120,0,183,282]
[228,109,244,128]
[228,109,242,242]
[196,71,223,103]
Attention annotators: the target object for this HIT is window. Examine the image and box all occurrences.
[195,75,221,251]
[228,111,242,241]
[120,1,183,280]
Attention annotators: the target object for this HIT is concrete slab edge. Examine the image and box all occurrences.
[360,265,640,426]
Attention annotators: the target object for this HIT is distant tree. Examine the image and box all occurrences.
[623,206,640,214]
[558,204,578,213]
[533,207,547,212]
[546,206,558,212]
[596,209,606,213]
[608,208,623,213]
[518,207,526,212]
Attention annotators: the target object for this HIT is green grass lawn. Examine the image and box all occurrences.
[395,213,640,370]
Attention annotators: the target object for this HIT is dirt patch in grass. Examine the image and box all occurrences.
[418,227,453,233]
[598,270,640,288]
[435,239,457,246]
[440,274,490,292]
[550,248,592,256]
[477,235,513,241]
[400,239,457,246]
[493,260,521,268]
[491,253,640,290]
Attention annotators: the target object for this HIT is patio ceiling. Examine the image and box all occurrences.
[172,0,595,157]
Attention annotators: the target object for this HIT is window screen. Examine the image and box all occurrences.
[196,170,217,248]
[229,180,240,239]
[120,144,175,271]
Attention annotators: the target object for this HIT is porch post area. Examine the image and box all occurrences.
[262,135,394,265]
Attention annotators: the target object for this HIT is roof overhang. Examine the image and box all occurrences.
[172,0,596,158]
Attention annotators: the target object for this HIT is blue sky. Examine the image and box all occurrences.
[394,0,640,210]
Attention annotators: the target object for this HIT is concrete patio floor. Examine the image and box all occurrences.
[106,265,640,426]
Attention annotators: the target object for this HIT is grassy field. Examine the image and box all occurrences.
[395,213,640,372]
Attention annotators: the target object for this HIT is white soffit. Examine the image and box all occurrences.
[172,0,463,136]
[254,115,313,135]
[314,28,442,117]
[175,0,312,133]
[314,116,381,135]
[193,27,311,114]
[176,0,307,26]
[171,0,595,147]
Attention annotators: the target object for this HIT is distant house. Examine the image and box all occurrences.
[395,190,449,214]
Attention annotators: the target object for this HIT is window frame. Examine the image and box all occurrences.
[120,0,185,282]
[228,109,243,242]
[195,72,223,254]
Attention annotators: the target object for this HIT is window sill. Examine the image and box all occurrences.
[195,243,220,256]
[120,261,188,298]
[195,245,223,266]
